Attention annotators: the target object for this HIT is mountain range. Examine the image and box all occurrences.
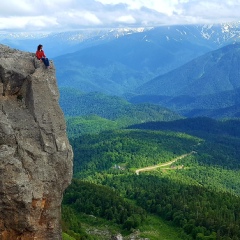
[52,23,240,97]
[2,22,240,56]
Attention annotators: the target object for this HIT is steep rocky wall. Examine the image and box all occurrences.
[0,44,73,240]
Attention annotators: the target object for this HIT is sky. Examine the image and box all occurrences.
[0,0,240,32]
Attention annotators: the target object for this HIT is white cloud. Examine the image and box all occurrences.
[0,1,36,16]
[0,0,240,32]
[96,0,186,15]
[116,15,136,24]
[64,10,102,25]
[0,16,58,31]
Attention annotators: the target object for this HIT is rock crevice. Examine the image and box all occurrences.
[0,44,73,240]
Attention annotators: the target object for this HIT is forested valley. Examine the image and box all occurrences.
[61,111,240,240]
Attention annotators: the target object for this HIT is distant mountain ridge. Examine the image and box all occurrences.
[1,21,240,56]
[0,28,151,58]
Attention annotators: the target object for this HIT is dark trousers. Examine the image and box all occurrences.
[41,57,50,67]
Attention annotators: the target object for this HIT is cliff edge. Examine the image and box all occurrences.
[0,44,73,240]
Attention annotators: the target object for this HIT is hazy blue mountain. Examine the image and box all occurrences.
[135,43,240,96]
[130,43,240,118]
[53,23,240,95]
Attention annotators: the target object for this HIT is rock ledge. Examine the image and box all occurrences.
[0,44,73,240]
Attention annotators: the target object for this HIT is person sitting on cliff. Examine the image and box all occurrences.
[36,44,51,69]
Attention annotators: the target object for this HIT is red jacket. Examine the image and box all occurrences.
[36,50,46,59]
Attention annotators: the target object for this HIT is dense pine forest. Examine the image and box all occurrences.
[62,115,240,240]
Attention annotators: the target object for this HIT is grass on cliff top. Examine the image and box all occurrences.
[63,212,184,240]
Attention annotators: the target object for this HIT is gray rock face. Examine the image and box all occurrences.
[0,44,73,240]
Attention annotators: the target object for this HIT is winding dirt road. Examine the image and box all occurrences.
[135,151,195,175]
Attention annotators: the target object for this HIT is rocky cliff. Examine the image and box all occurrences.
[0,44,73,240]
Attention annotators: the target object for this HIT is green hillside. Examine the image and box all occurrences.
[60,88,181,120]
[59,88,182,137]
[71,129,201,178]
